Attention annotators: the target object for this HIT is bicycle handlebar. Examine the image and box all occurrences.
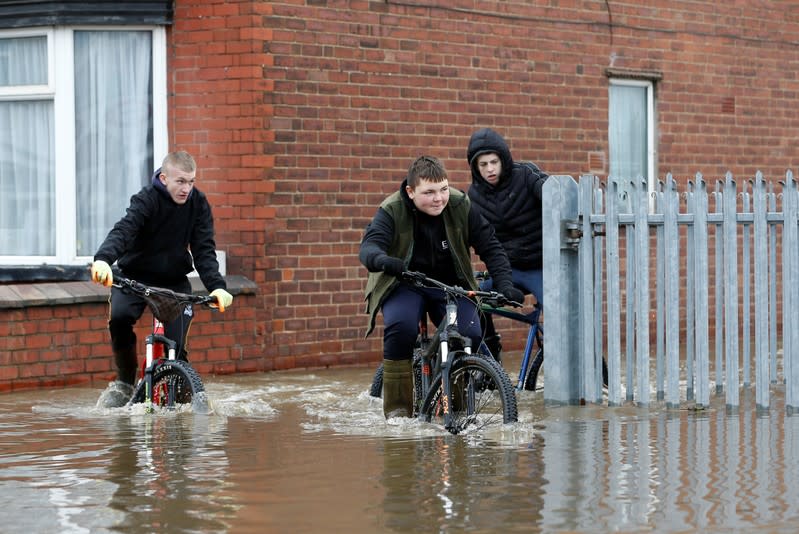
[401,271,523,308]
[112,276,218,307]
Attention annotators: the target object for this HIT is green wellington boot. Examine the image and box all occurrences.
[382,359,414,419]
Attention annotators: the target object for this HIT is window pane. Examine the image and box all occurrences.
[0,36,47,86]
[0,100,55,255]
[609,84,648,198]
[74,31,153,257]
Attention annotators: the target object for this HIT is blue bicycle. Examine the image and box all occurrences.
[481,295,609,393]
[479,297,545,391]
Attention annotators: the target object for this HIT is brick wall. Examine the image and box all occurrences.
[0,281,259,393]
[252,1,798,370]
[5,1,799,391]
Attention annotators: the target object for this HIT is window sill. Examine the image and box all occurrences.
[0,275,257,309]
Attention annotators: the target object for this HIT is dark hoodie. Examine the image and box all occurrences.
[93,168,226,292]
[466,128,548,270]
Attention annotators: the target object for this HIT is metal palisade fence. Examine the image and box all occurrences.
[542,171,799,412]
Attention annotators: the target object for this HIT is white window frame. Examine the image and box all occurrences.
[0,25,168,266]
[608,78,656,210]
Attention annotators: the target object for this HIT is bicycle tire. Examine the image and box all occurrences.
[368,365,384,398]
[129,359,209,414]
[524,346,545,391]
[419,352,518,434]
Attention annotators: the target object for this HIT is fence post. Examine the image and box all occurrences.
[769,185,778,384]
[580,175,599,404]
[632,176,651,405]
[655,181,666,401]
[741,180,751,389]
[625,219,635,402]
[685,182,696,402]
[723,173,740,410]
[592,185,605,403]
[753,171,769,410]
[783,171,799,412]
[542,175,581,405]
[693,175,710,408]
[664,173,681,408]
[713,185,724,394]
[605,178,622,406]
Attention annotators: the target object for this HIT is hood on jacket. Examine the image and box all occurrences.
[466,128,514,185]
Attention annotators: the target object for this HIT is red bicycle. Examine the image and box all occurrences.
[112,276,217,413]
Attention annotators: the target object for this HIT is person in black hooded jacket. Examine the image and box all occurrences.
[89,150,233,408]
[466,128,548,361]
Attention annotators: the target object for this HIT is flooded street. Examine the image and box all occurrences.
[3,363,799,533]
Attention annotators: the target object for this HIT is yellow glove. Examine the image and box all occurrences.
[210,288,233,312]
[90,260,113,287]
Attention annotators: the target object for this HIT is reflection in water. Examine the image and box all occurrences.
[0,390,239,533]
[380,435,546,532]
[534,391,799,532]
[2,371,799,532]
[104,414,235,532]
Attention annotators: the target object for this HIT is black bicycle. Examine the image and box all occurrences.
[368,271,519,434]
[112,276,218,414]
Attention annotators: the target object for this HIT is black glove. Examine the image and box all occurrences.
[379,255,405,277]
[498,285,525,305]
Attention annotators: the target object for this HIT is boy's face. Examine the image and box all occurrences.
[476,153,502,185]
[407,178,449,216]
[160,167,196,204]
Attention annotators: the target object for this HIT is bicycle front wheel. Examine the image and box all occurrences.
[523,347,544,391]
[420,352,518,434]
[130,359,209,414]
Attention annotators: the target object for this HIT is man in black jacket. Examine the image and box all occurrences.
[466,128,548,361]
[90,150,233,408]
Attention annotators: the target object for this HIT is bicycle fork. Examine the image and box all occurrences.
[516,323,539,391]
[143,319,178,412]
[439,300,473,432]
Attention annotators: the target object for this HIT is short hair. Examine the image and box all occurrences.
[162,150,196,175]
[407,155,447,189]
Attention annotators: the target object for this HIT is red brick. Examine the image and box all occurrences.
[0,366,19,381]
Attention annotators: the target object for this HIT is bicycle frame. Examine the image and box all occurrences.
[434,295,470,429]
[414,310,459,429]
[403,271,517,432]
[480,303,542,391]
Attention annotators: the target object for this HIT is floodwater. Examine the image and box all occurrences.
[2,361,799,533]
